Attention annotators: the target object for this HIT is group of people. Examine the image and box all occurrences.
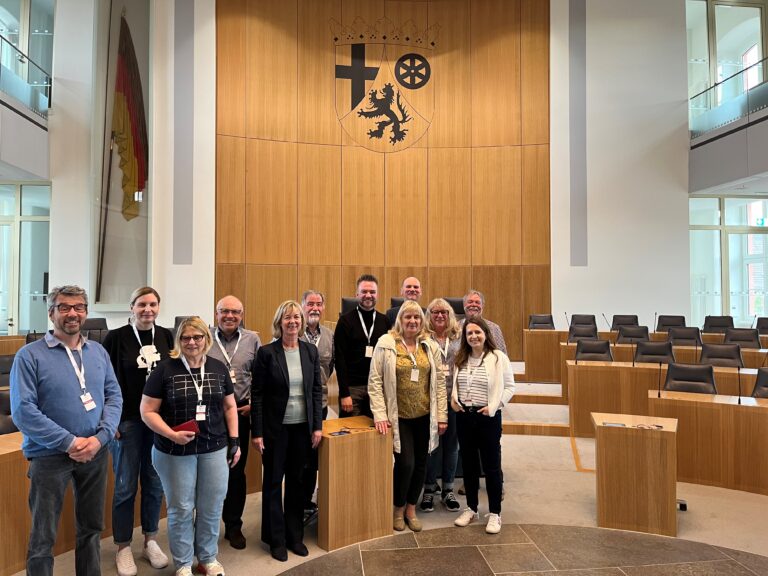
[9,274,514,576]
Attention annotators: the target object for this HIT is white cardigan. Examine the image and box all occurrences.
[450,350,516,417]
[368,334,448,454]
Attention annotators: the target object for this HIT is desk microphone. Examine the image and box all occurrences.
[653,312,658,334]
[695,337,699,364]
[737,365,742,405]
[565,312,571,327]
[601,313,611,331]
[632,338,637,368]
[752,315,758,329]
[657,361,663,398]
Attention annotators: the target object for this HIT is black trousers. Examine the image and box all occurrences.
[456,411,503,514]
[302,406,328,507]
[261,422,310,549]
[393,415,430,508]
[340,386,372,419]
[222,411,251,531]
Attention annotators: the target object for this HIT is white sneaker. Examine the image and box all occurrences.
[143,540,169,568]
[486,513,502,534]
[176,568,193,576]
[196,560,225,575]
[116,547,137,576]
[454,507,478,527]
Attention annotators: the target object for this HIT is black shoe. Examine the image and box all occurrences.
[420,491,434,512]
[289,542,309,557]
[303,502,319,526]
[442,490,461,511]
[224,527,246,550]
[270,546,288,562]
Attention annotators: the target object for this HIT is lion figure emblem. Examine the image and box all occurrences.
[357,83,411,144]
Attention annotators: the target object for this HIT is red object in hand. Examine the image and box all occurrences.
[171,419,200,434]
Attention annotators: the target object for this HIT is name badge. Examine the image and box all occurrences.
[230,369,237,385]
[365,346,374,358]
[196,404,207,421]
[80,392,96,412]
[410,368,420,382]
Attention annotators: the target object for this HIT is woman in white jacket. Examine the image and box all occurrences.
[451,317,515,534]
[369,301,448,532]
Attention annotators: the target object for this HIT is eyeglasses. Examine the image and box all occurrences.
[217,308,242,316]
[55,303,87,313]
[430,310,449,316]
[180,334,205,343]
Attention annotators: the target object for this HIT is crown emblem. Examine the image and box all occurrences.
[330,17,440,49]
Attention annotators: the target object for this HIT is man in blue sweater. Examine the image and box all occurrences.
[10,285,122,576]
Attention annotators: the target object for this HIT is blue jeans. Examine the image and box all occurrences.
[424,408,458,493]
[27,447,108,576]
[152,447,228,569]
[110,418,164,544]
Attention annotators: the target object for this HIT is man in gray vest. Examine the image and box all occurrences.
[208,295,261,550]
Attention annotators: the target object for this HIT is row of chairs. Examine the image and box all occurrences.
[530,313,768,334]
[569,325,762,348]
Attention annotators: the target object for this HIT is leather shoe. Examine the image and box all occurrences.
[289,542,309,557]
[225,527,246,550]
[270,546,288,562]
[405,515,422,532]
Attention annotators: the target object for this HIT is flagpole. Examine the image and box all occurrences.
[95,134,115,302]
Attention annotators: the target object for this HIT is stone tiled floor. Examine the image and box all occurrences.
[279,525,768,576]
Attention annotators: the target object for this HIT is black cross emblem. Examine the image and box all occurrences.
[335,43,379,110]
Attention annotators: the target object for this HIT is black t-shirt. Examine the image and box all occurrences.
[102,324,175,421]
[143,356,234,455]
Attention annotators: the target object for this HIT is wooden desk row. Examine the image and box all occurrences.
[567,361,757,437]
[560,342,768,400]
[523,329,768,384]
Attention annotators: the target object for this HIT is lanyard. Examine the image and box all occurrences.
[401,339,418,367]
[214,329,240,368]
[180,355,206,404]
[131,320,155,348]
[357,310,376,345]
[64,344,86,391]
[462,356,484,402]
[434,336,450,361]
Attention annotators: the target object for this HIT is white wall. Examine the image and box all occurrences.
[550,0,691,329]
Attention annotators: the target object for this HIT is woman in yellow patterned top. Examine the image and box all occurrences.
[369,300,448,532]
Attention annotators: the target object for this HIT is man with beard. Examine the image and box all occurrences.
[10,285,123,575]
[461,290,507,354]
[299,290,335,524]
[334,274,389,418]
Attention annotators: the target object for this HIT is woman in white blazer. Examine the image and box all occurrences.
[450,317,515,534]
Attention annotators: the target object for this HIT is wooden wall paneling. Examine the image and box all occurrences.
[245,140,298,264]
[341,146,385,265]
[384,266,428,312]
[215,264,247,312]
[341,266,387,302]
[428,148,471,265]
[472,265,523,360]
[298,265,343,322]
[245,265,298,340]
[385,147,428,266]
[522,264,551,332]
[429,0,471,147]
[216,0,247,137]
[298,144,342,265]
[246,0,298,141]
[216,135,246,263]
[427,266,472,303]
[521,0,549,145]
[522,144,550,265]
[470,0,521,146]
[298,0,342,145]
[471,146,521,265]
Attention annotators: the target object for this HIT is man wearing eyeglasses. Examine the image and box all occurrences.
[10,285,123,576]
[207,295,261,550]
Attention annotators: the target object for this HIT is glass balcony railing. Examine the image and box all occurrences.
[0,35,50,119]
[689,57,768,141]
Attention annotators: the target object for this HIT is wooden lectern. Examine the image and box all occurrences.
[318,416,393,551]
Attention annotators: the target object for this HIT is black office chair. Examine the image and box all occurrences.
[83,329,109,344]
[390,297,404,309]
[634,341,675,364]
[81,317,108,331]
[611,315,639,330]
[571,314,597,327]
[699,343,743,368]
[753,367,768,398]
[528,314,555,330]
[25,331,45,344]
[756,317,768,335]
[616,325,649,344]
[656,315,686,333]
[668,327,703,347]
[574,339,613,362]
[444,297,466,318]
[0,388,17,435]
[664,363,717,394]
[0,355,14,388]
[340,298,358,316]
[723,328,761,349]
[567,324,598,343]
[702,315,734,334]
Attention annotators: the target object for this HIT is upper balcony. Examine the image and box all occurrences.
[0,34,50,122]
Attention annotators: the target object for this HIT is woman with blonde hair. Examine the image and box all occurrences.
[369,300,448,532]
[251,301,323,562]
[141,316,240,576]
[420,298,462,513]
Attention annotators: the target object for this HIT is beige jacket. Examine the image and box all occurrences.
[368,334,448,453]
[451,350,516,417]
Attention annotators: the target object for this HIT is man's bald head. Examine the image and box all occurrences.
[216,295,244,335]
